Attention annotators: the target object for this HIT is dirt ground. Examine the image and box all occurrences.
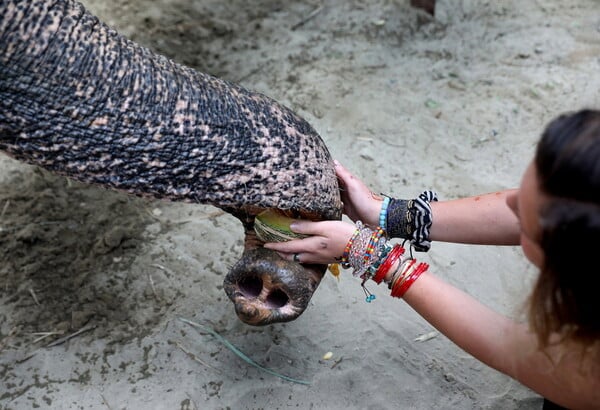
[1,0,599,409]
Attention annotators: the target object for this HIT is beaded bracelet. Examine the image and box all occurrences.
[379,195,390,229]
[341,226,360,269]
[341,222,428,302]
[366,242,392,278]
[348,224,377,276]
[343,222,387,278]
[363,227,385,269]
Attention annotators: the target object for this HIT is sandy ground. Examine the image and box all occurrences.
[1,0,599,409]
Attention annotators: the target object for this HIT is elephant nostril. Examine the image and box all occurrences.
[238,276,263,298]
[237,276,290,308]
[265,288,289,309]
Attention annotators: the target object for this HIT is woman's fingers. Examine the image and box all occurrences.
[263,237,310,253]
[288,219,334,236]
[334,159,382,225]
[262,220,356,265]
[334,160,370,200]
[263,236,332,264]
[334,161,362,216]
[334,160,357,190]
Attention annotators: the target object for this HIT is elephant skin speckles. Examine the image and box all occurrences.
[0,0,342,325]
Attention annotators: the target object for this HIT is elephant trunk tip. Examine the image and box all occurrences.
[236,275,290,310]
[223,248,325,326]
[224,273,303,326]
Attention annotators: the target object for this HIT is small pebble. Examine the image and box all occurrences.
[323,351,333,360]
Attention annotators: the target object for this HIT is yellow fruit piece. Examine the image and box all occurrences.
[328,263,341,278]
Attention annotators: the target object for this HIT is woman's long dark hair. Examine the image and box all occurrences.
[530,109,600,347]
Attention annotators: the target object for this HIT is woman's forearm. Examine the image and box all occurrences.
[400,272,599,409]
[429,190,520,245]
[403,272,523,370]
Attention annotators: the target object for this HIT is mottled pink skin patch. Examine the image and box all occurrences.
[0,0,342,325]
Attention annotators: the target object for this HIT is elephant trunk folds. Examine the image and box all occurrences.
[0,0,342,325]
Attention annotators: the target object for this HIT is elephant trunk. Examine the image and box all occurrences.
[0,0,342,325]
[223,247,327,326]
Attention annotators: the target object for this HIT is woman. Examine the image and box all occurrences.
[265,109,600,409]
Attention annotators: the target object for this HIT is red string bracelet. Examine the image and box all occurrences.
[391,262,429,298]
[372,244,404,284]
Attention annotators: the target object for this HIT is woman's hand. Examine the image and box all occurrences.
[335,160,382,227]
[264,161,383,264]
[263,219,357,265]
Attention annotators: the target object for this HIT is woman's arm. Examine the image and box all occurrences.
[335,161,521,247]
[265,167,522,264]
[266,221,600,407]
[428,190,520,245]
[403,272,600,409]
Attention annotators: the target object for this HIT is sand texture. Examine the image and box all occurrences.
[1,0,599,409]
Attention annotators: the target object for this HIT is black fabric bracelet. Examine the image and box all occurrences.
[385,191,438,252]
[386,198,412,239]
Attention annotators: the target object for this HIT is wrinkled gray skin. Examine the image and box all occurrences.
[0,0,342,326]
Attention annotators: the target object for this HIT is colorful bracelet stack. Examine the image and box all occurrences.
[371,243,404,284]
[341,223,429,301]
[388,258,429,298]
[340,221,388,278]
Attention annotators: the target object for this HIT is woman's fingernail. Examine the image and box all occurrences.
[334,159,340,166]
[289,222,299,230]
